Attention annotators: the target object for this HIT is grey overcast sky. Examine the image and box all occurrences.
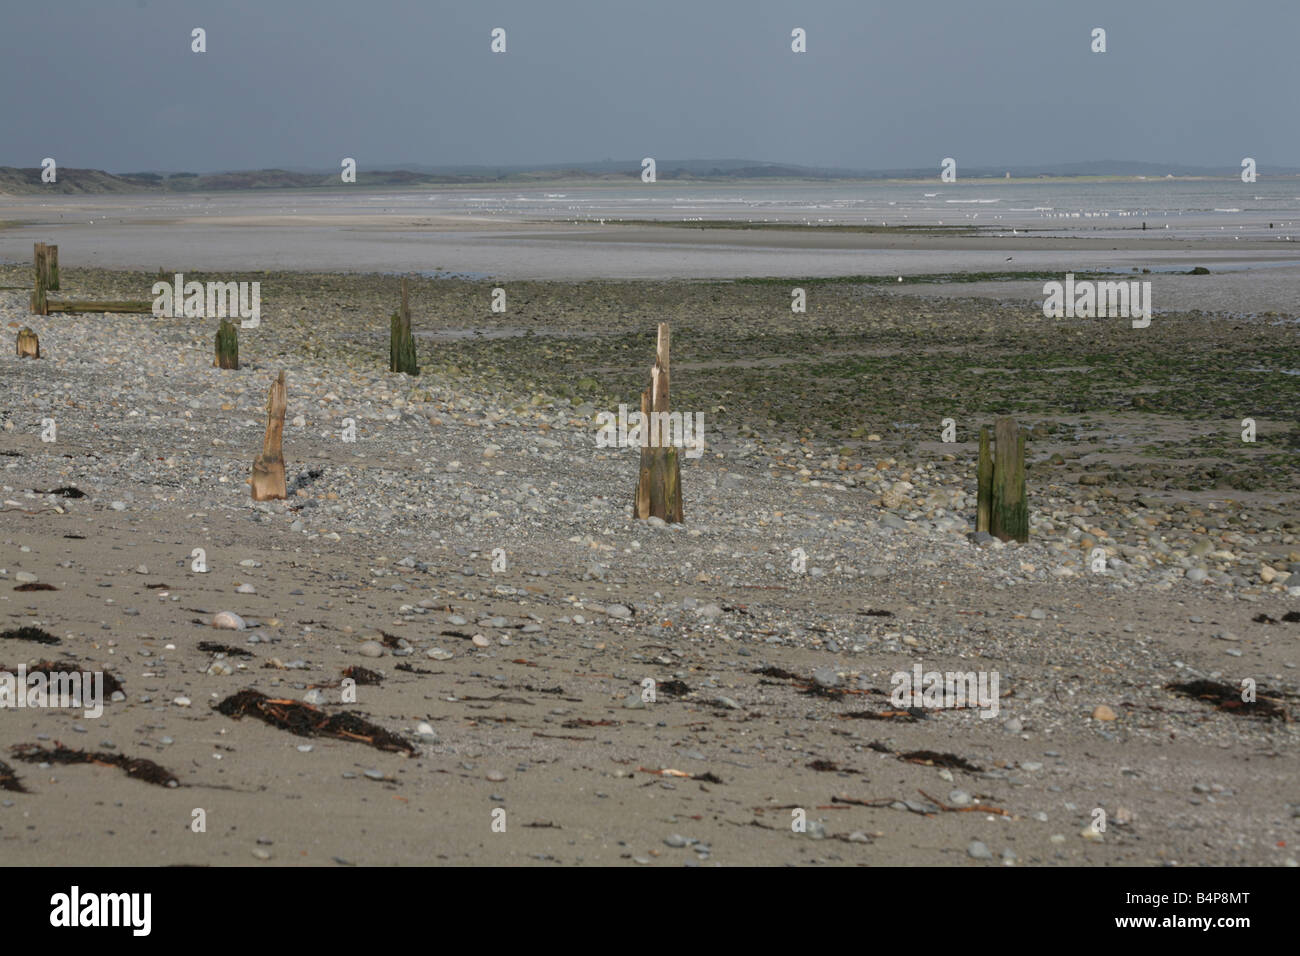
[1,0,1295,173]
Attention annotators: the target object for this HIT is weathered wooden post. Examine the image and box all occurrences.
[389,277,419,375]
[16,327,40,359]
[976,416,1027,542]
[993,417,1028,542]
[31,244,48,315]
[31,244,147,313]
[44,244,59,291]
[214,319,239,369]
[250,370,287,501]
[633,322,683,522]
[976,426,992,533]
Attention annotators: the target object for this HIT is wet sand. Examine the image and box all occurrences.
[3,193,1300,315]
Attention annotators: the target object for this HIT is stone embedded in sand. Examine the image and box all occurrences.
[812,667,841,689]
[881,480,914,510]
[1091,704,1117,721]
[212,611,247,630]
[471,634,490,648]
[358,641,385,658]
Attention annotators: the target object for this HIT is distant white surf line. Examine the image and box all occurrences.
[945,198,1000,203]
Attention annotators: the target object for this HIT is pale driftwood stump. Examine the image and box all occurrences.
[16,327,39,359]
[250,370,288,501]
[633,322,683,522]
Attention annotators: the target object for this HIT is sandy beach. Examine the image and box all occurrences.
[2,262,1297,866]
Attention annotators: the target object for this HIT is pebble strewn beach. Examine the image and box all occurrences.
[1,267,1297,866]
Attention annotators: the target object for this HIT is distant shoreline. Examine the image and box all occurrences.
[4,168,1300,197]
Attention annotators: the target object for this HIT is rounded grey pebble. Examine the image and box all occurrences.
[813,667,841,689]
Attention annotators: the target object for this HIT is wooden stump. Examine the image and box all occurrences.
[250,371,288,501]
[214,319,239,369]
[976,425,992,533]
[45,244,59,291]
[16,327,39,359]
[31,244,147,313]
[633,322,684,522]
[990,416,1027,542]
[389,277,419,375]
[975,418,1028,541]
[31,243,48,315]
